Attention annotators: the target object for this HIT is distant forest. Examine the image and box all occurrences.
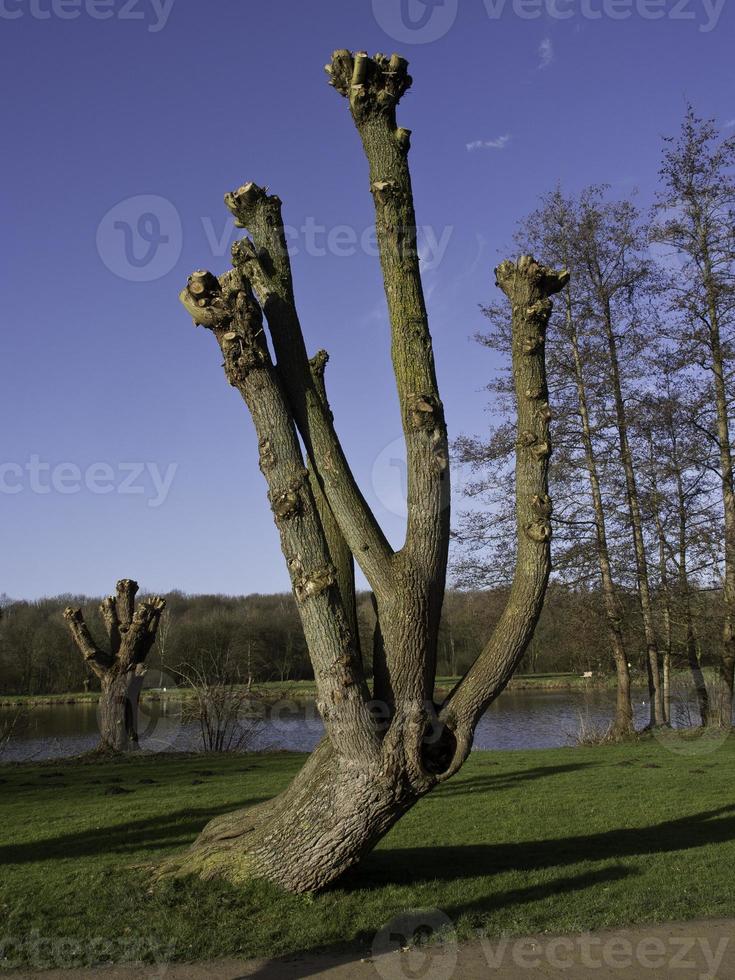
[0,584,724,696]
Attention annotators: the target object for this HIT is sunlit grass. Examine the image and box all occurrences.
[1,738,734,968]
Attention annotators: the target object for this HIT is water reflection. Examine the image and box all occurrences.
[0,689,664,762]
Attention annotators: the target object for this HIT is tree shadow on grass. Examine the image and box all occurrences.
[434,762,596,795]
[351,803,735,888]
[0,799,267,864]
[242,865,636,980]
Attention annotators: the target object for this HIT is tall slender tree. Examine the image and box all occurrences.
[652,109,735,728]
[574,189,666,727]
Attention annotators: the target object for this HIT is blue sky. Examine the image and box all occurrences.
[1,0,733,599]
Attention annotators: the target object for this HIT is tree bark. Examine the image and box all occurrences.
[63,580,165,752]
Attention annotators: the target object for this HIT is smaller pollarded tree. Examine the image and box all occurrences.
[63,580,166,752]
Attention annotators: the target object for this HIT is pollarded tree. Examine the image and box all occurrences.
[163,51,567,894]
[64,580,166,752]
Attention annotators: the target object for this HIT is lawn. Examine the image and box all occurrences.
[1,737,734,969]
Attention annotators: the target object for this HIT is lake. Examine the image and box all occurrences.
[0,689,678,762]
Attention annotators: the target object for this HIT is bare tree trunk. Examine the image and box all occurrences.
[565,292,634,737]
[601,300,665,727]
[648,440,673,726]
[158,46,566,896]
[669,425,710,727]
[63,580,165,752]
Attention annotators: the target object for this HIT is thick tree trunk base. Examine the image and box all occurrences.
[98,671,144,753]
[157,741,421,893]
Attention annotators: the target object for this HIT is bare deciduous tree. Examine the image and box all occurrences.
[159,51,566,894]
[652,109,735,727]
[177,651,260,753]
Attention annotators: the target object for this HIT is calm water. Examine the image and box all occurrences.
[0,690,660,762]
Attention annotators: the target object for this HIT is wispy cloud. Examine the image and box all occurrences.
[725,119,735,129]
[538,37,554,70]
[466,135,511,152]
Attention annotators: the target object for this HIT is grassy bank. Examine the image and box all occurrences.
[1,736,734,969]
[0,671,656,708]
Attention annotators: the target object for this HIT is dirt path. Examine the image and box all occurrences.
[14,919,735,980]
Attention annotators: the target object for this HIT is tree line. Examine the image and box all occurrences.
[0,581,724,698]
[454,108,735,733]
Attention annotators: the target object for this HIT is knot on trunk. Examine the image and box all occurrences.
[532,494,553,518]
[406,393,443,431]
[525,521,552,543]
[270,474,307,523]
[287,558,337,603]
[222,330,267,386]
[526,383,548,401]
[258,438,277,474]
[523,333,545,355]
[327,50,412,123]
[517,433,550,459]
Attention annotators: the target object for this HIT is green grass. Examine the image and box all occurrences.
[1,739,734,969]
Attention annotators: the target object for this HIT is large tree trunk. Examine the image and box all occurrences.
[163,51,567,893]
[64,580,165,752]
[161,741,423,893]
[97,665,146,753]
